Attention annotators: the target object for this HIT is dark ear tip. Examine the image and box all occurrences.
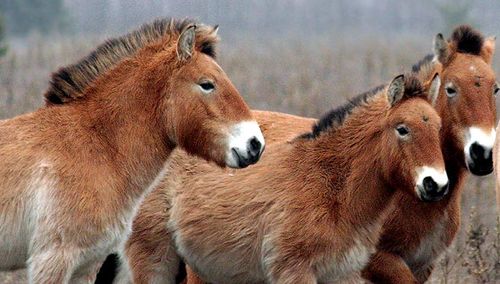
[394,74,405,81]
[184,24,196,32]
[436,33,444,39]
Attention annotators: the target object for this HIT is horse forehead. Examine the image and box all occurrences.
[446,54,495,82]
[417,100,440,118]
[196,54,224,74]
[413,107,440,125]
[395,100,440,124]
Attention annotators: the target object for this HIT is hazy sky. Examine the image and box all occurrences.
[59,0,500,39]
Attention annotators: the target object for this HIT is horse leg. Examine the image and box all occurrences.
[70,258,106,284]
[123,236,181,284]
[334,272,363,284]
[186,265,206,284]
[361,251,418,284]
[27,247,79,284]
[269,267,317,284]
[414,263,435,283]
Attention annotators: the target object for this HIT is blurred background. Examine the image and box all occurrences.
[0,0,498,283]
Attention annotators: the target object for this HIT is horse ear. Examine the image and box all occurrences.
[212,25,219,36]
[427,73,441,106]
[388,74,405,107]
[177,25,196,61]
[481,36,496,64]
[433,33,451,65]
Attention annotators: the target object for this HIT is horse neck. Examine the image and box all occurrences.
[71,60,173,201]
[413,55,440,84]
[434,76,470,205]
[440,135,469,205]
[298,97,394,229]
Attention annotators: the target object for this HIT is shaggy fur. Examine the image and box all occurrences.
[178,26,497,284]
[44,18,218,105]
[302,84,384,138]
[117,73,445,284]
[411,54,435,80]
[362,26,496,284]
[96,25,496,284]
[0,18,259,283]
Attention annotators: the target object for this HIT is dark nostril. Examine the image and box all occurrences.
[423,176,438,193]
[249,137,262,154]
[245,137,263,165]
[232,148,250,168]
[467,142,493,175]
[470,143,485,160]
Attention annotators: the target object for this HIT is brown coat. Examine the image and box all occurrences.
[0,18,263,283]
[363,26,497,283]
[120,74,446,283]
[123,25,497,284]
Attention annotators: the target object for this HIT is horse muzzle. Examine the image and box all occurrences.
[415,166,449,202]
[225,121,265,168]
[464,127,495,176]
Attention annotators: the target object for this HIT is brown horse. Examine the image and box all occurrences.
[181,25,497,284]
[117,73,446,283]
[0,18,264,283]
[362,26,497,283]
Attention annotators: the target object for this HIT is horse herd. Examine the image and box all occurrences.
[0,18,498,284]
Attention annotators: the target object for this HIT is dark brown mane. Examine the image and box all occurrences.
[450,25,484,55]
[401,74,425,100]
[301,74,425,139]
[410,54,436,84]
[44,18,218,105]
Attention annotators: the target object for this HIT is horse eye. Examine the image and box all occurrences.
[494,85,499,96]
[396,125,410,137]
[445,87,457,98]
[199,81,215,92]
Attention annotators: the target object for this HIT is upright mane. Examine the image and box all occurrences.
[44,18,218,105]
[410,25,485,83]
[302,74,425,139]
[450,25,484,55]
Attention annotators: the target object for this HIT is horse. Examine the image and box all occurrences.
[181,25,498,284]
[116,73,447,283]
[0,18,264,283]
[361,25,497,283]
[182,25,497,284]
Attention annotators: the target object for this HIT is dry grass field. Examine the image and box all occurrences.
[0,33,498,283]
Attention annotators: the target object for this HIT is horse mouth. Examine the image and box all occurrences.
[231,148,249,168]
[418,188,448,202]
[466,160,493,176]
[465,145,493,176]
